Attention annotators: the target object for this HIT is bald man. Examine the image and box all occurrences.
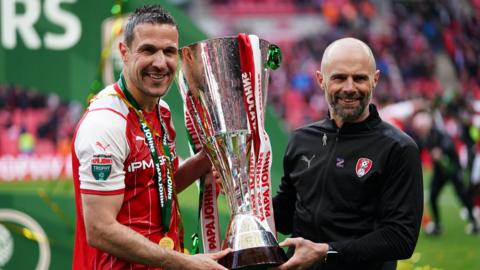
[272,38,423,270]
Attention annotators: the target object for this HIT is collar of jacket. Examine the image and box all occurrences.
[325,104,382,134]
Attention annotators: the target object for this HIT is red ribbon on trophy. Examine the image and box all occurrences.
[238,33,276,235]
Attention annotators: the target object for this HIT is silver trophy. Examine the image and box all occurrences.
[178,36,286,269]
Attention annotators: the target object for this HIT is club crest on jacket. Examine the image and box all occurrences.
[356,158,372,178]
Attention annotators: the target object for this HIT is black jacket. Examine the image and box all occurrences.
[273,104,423,270]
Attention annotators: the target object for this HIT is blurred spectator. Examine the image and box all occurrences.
[18,127,36,155]
[409,111,478,235]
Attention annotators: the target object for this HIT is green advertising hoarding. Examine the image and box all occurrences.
[0,0,288,269]
[0,0,205,102]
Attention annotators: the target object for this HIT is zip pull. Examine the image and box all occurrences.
[322,133,327,146]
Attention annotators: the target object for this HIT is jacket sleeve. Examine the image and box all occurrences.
[329,142,424,262]
[273,137,297,235]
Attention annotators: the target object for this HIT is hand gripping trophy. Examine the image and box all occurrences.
[177,34,286,269]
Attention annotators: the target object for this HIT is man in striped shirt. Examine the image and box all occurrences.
[72,5,229,270]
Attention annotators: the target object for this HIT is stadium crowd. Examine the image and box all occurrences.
[216,0,478,129]
[206,0,480,232]
[0,84,83,156]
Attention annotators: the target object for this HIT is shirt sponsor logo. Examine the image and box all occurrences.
[127,157,168,173]
[91,154,112,181]
[355,158,372,178]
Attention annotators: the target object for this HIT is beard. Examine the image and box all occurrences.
[327,88,371,123]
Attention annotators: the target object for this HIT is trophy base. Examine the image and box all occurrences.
[219,246,288,270]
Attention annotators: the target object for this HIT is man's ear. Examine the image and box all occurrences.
[119,42,128,64]
[315,70,324,90]
[373,69,380,88]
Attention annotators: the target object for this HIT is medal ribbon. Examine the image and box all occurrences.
[117,73,173,232]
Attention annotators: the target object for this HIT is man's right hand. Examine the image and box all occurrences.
[272,237,328,270]
[178,248,231,270]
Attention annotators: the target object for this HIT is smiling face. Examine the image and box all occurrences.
[119,23,179,110]
[316,38,379,127]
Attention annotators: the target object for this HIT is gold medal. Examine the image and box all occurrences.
[159,236,175,250]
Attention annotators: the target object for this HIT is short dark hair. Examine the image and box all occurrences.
[124,5,178,48]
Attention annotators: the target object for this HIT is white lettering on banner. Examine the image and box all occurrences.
[44,0,81,50]
[0,156,26,180]
[1,0,41,49]
[1,0,81,50]
[64,155,72,176]
[0,155,72,181]
[242,73,257,131]
[29,155,64,179]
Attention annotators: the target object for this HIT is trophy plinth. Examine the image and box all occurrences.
[219,246,288,270]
